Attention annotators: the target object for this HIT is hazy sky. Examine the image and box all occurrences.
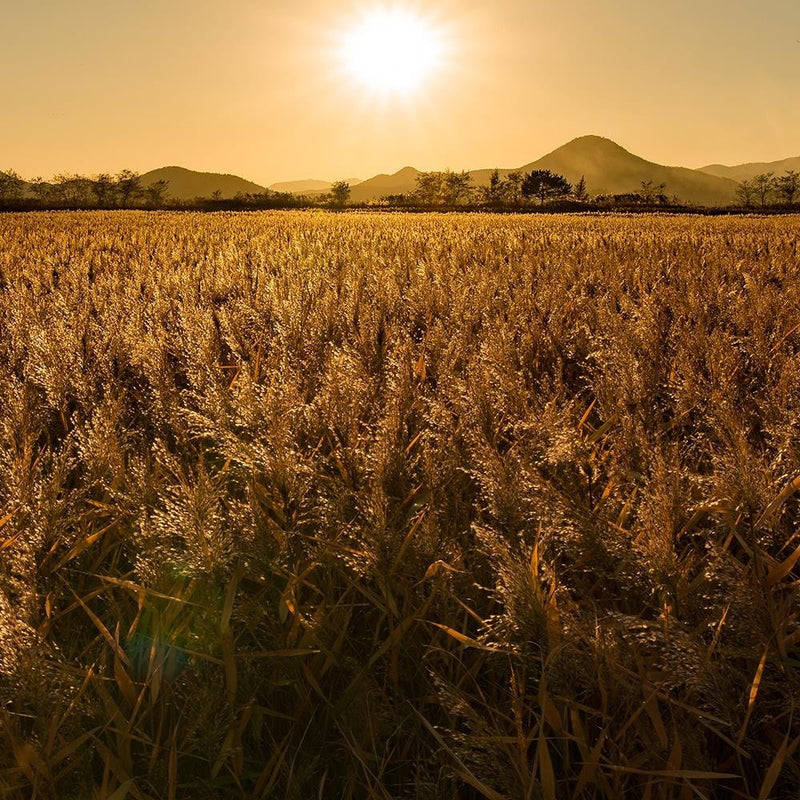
[2,0,799,184]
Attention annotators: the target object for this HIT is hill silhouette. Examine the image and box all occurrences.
[139,137,798,206]
[269,177,362,194]
[141,166,266,200]
[519,136,738,205]
[269,178,331,193]
[344,137,740,205]
[349,167,421,203]
[698,156,800,182]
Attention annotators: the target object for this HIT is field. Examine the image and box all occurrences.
[1,211,799,799]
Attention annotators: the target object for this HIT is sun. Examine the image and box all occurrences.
[339,8,445,96]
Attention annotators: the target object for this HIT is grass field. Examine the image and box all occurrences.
[1,211,799,799]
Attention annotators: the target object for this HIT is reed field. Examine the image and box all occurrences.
[2,210,800,799]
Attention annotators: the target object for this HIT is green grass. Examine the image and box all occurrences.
[1,211,799,799]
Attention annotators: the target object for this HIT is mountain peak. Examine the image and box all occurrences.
[141,136,800,207]
[519,136,737,205]
[547,135,637,158]
[565,134,624,146]
[141,166,266,200]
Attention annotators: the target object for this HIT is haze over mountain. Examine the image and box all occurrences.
[348,167,423,203]
[519,136,739,206]
[698,157,800,182]
[347,137,743,205]
[139,169,362,199]
[140,166,266,200]
[140,136,799,206]
[268,178,362,194]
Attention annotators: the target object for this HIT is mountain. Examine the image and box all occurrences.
[269,177,363,194]
[342,137,739,205]
[349,167,421,202]
[269,179,332,193]
[141,166,267,200]
[141,138,797,206]
[698,156,800,182]
[517,136,738,206]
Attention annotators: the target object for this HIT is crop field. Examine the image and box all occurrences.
[1,211,800,799]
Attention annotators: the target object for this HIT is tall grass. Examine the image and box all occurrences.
[1,211,799,798]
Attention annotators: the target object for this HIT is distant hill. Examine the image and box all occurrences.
[698,156,800,182]
[140,138,798,206]
[269,177,362,195]
[343,137,740,205]
[141,166,267,200]
[518,136,738,206]
[349,167,421,203]
[269,179,331,194]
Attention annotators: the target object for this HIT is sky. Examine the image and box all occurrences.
[1,0,799,185]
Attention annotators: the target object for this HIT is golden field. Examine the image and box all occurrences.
[1,211,799,799]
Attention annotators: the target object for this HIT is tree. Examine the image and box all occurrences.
[735,179,755,207]
[442,170,472,205]
[0,169,24,202]
[504,171,523,205]
[28,178,53,205]
[482,169,504,206]
[414,172,443,205]
[752,172,775,208]
[521,170,572,205]
[146,180,170,208]
[639,180,668,205]
[330,180,351,207]
[574,175,589,202]
[115,169,143,208]
[91,173,116,207]
[775,170,799,205]
[52,173,93,206]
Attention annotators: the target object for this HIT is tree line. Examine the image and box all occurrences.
[334,171,676,209]
[0,169,319,210]
[735,170,799,207]
[0,167,591,210]
[2,164,798,211]
[0,169,174,208]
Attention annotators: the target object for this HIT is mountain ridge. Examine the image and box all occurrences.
[268,177,362,194]
[139,138,799,205]
[347,136,742,205]
[519,136,739,206]
[698,156,800,182]
[140,166,267,200]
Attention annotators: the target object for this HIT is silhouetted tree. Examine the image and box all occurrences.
[413,171,443,205]
[639,179,668,204]
[775,170,799,205]
[28,178,52,205]
[331,180,351,207]
[483,169,504,206]
[574,175,589,202]
[115,170,143,208]
[735,179,755,207]
[413,170,472,205]
[0,169,24,201]
[752,172,775,207]
[504,171,523,205]
[521,170,572,204]
[442,170,472,205]
[91,173,116,207]
[52,174,93,206]
[146,180,170,208]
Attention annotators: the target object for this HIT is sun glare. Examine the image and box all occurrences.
[339,9,445,96]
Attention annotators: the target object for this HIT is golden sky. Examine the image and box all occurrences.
[2,0,799,184]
